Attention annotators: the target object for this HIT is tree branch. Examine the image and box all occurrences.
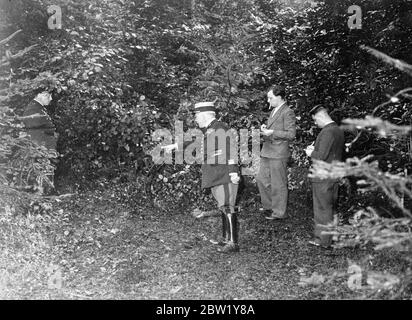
[0,30,22,47]
[360,45,412,77]
[309,157,412,217]
[0,44,38,67]
[226,63,233,108]
[373,88,412,116]
[342,116,411,137]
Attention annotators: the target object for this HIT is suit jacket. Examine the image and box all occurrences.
[261,103,296,159]
[311,122,345,182]
[199,119,239,189]
[22,100,57,149]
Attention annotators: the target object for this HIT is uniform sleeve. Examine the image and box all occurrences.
[269,109,296,141]
[311,130,334,161]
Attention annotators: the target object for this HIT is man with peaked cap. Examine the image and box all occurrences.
[305,104,345,248]
[258,85,296,220]
[22,90,58,193]
[163,101,241,253]
[22,91,56,150]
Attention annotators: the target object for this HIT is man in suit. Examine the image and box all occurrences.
[163,101,241,253]
[257,85,296,220]
[305,105,345,248]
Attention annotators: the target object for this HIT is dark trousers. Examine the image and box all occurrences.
[312,180,339,246]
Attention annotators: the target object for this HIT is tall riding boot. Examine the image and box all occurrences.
[219,207,239,253]
[221,210,229,243]
[232,208,239,245]
[211,208,229,246]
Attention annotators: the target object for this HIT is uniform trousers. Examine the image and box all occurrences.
[211,182,238,212]
[312,180,339,246]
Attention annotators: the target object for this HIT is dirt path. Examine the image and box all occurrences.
[44,188,373,300]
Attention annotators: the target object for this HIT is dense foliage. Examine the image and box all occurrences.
[0,0,410,198]
[0,0,411,297]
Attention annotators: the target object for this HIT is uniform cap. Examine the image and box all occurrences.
[194,101,216,113]
[309,104,328,115]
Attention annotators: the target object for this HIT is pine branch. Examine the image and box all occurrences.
[360,45,412,77]
[325,208,412,251]
[342,115,411,137]
[309,157,412,217]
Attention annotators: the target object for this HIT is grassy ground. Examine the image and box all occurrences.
[0,185,409,300]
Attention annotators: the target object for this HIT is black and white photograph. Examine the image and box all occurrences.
[0,0,411,304]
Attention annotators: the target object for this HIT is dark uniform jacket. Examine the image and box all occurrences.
[261,103,296,159]
[311,122,344,182]
[197,119,239,189]
[22,100,57,150]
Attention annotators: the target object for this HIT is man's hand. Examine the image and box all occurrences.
[260,124,274,137]
[305,144,314,157]
[161,143,178,154]
[229,172,240,184]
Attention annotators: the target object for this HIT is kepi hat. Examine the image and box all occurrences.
[194,101,216,113]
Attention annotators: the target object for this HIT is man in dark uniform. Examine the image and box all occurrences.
[22,91,57,193]
[163,101,241,253]
[305,105,345,248]
[22,91,56,150]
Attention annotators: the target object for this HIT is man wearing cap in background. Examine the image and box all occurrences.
[305,105,344,248]
[258,85,296,220]
[22,90,58,192]
[22,91,56,150]
[163,101,241,253]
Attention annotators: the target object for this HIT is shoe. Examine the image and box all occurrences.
[192,209,219,218]
[260,209,272,216]
[209,239,228,246]
[218,241,239,253]
[308,240,331,249]
[265,213,287,220]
